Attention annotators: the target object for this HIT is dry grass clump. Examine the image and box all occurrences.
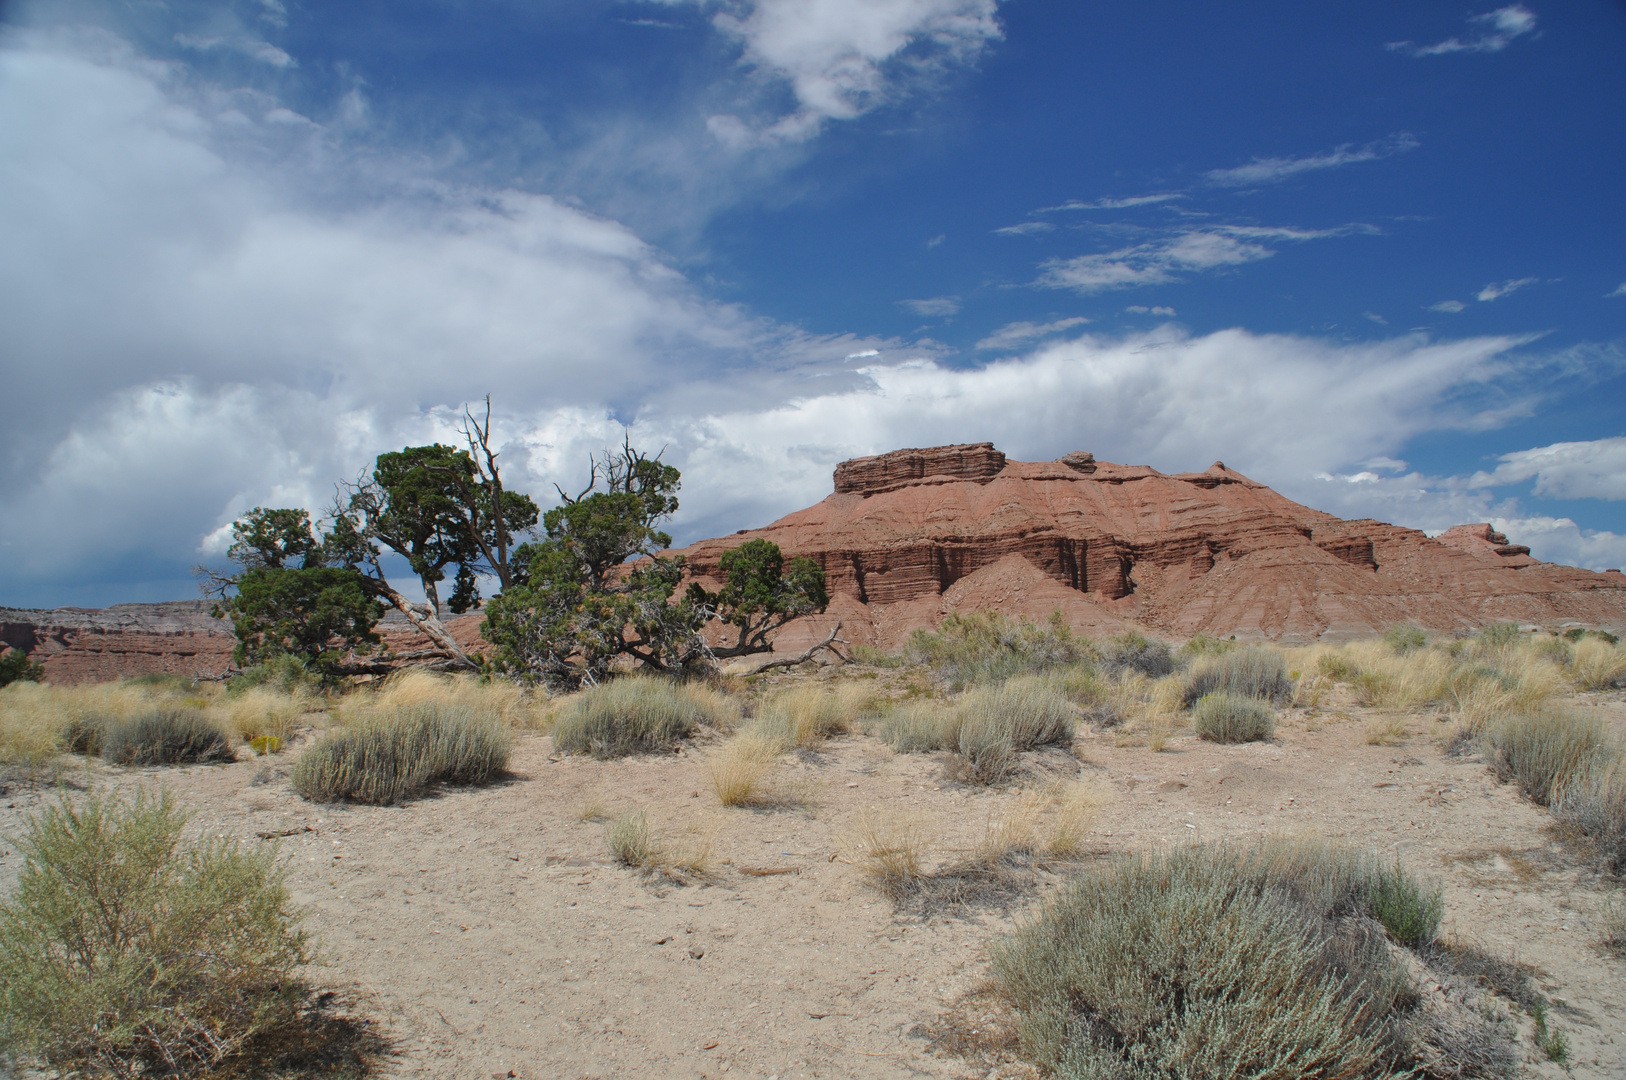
[988,838,1461,1080]
[551,675,737,757]
[0,679,215,768]
[1551,755,1626,875]
[1191,692,1275,743]
[207,687,312,746]
[101,709,236,766]
[338,669,533,729]
[1181,645,1291,707]
[845,811,930,898]
[907,611,1093,688]
[1572,636,1626,690]
[708,729,781,807]
[0,788,310,1078]
[876,678,1075,784]
[290,703,509,804]
[754,682,870,749]
[1096,631,1175,679]
[1600,895,1626,958]
[603,808,712,877]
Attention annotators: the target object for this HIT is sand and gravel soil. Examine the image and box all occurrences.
[2,682,1623,1080]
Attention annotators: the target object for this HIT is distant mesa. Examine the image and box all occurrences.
[674,444,1626,655]
[7,444,1625,682]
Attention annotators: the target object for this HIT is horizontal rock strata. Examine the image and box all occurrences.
[676,448,1626,648]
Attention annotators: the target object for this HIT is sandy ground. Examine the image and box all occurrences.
[2,680,1623,1080]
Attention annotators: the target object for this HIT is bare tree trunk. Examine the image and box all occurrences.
[748,621,846,672]
[378,582,477,670]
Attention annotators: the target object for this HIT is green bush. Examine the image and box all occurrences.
[1368,862,1445,947]
[291,703,509,804]
[1191,692,1276,743]
[1182,645,1292,707]
[551,676,726,757]
[906,611,1092,688]
[989,841,1418,1080]
[0,789,309,1077]
[100,709,235,766]
[1179,634,1236,658]
[604,809,654,867]
[0,647,45,688]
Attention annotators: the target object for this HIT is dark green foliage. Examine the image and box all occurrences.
[686,538,829,656]
[290,704,509,804]
[1191,692,1276,743]
[483,444,710,687]
[1182,644,1293,706]
[906,611,1092,688]
[225,565,384,675]
[1369,862,1445,947]
[1097,630,1175,678]
[0,789,309,1077]
[101,709,235,766]
[1179,634,1235,658]
[1562,627,1618,645]
[0,646,45,687]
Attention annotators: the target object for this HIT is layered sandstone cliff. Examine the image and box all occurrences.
[675,445,1626,649]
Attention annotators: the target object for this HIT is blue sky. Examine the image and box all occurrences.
[1,0,1624,607]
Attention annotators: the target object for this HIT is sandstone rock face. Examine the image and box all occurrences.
[832,442,1007,497]
[675,448,1626,648]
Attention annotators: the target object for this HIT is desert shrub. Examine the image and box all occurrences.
[1179,633,1235,658]
[290,702,509,804]
[1097,630,1174,678]
[1181,645,1291,706]
[989,841,1423,1080]
[878,679,1075,784]
[907,611,1092,688]
[0,789,309,1077]
[0,682,72,767]
[1191,692,1276,743]
[1551,756,1626,875]
[1485,709,1610,806]
[551,675,736,757]
[100,709,235,766]
[1382,624,1427,654]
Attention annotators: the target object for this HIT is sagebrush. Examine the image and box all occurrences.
[0,789,309,1078]
[552,676,737,757]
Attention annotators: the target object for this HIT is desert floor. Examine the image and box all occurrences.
[2,677,1623,1080]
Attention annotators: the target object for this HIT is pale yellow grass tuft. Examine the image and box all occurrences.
[0,679,215,767]
[1572,637,1626,691]
[845,810,930,896]
[1364,715,1410,746]
[708,729,780,806]
[340,669,538,728]
[207,687,312,744]
[974,781,1110,861]
[604,807,714,876]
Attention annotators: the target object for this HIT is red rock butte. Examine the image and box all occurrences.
[675,443,1626,651]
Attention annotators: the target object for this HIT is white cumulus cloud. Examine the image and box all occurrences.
[698,0,1003,144]
[1468,437,1626,501]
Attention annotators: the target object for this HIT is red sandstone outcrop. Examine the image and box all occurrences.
[1,602,485,685]
[674,446,1626,649]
